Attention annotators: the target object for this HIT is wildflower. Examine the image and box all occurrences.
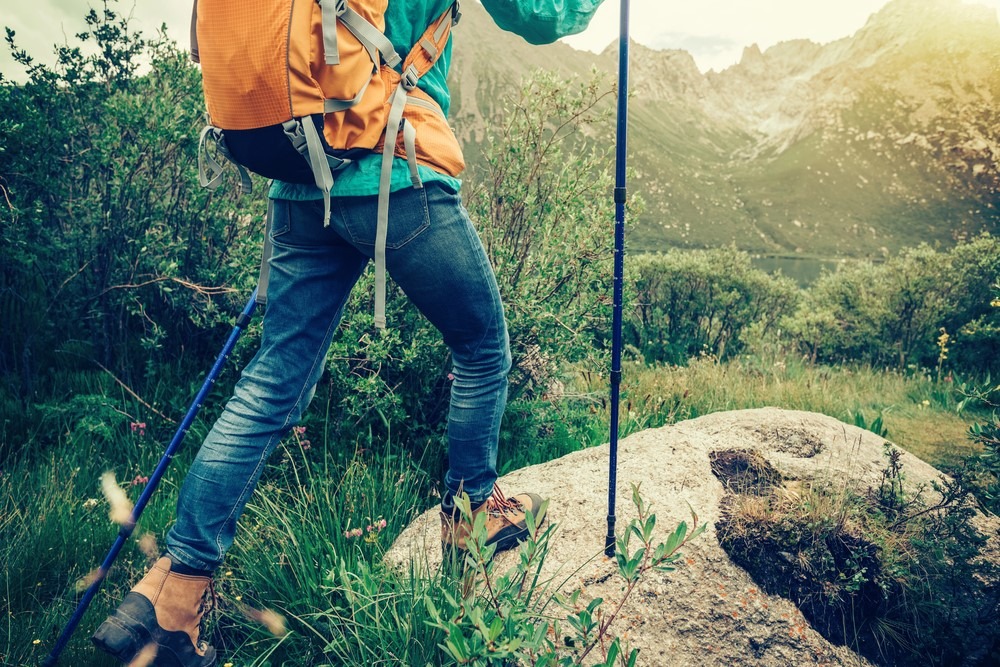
[130,422,147,437]
[131,475,149,487]
[138,533,159,560]
[922,400,930,407]
[33,639,41,645]
[343,527,364,539]
[244,607,287,637]
[937,328,950,362]
[100,472,134,526]
[83,498,99,510]
[291,425,311,451]
[74,567,103,593]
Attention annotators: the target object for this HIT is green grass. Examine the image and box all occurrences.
[0,356,982,666]
[602,355,977,468]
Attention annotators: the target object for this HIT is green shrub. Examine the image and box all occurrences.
[466,69,628,397]
[626,247,800,364]
[955,377,1000,516]
[1,2,261,400]
[307,484,704,667]
[785,235,1000,373]
[425,486,704,666]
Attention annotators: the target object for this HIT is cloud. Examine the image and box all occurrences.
[644,31,742,71]
[647,32,738,54]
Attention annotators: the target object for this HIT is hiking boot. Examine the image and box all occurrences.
[92,556,216,666]
[440,484,545,560]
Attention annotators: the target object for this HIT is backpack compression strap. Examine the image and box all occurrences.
[322,5,401,114]
[373,1,460,328]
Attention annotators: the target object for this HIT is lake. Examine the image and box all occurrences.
[749,256,856,286]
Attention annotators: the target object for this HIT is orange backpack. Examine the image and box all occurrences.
[192,0,464,326]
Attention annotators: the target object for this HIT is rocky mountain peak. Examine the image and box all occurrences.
[739,42,765,66]
[451,0,999,257]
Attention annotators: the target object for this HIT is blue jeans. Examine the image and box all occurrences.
[165,182,511,570]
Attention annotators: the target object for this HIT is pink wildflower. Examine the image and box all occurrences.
[131,475,149,487]
[130,422,147,437]
[365,518,388,533]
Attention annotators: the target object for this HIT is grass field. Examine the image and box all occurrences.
[1,355,982,666]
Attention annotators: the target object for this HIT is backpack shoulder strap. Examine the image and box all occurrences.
[402,1,461,82]
[338,4,402,68]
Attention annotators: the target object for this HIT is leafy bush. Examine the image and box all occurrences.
[785,235,1000,373]
[425,485,704,666]
[955,377,1000,516]
[1,2,262,401]
[626,247,800,364]
[300,484,704,667]
[467,69,627,397]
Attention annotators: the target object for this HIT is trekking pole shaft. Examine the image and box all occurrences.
[605,0,630,558]
[42,291,259,667]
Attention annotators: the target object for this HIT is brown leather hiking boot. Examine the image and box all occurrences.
[440,484,545,560]
[92,557,216,666]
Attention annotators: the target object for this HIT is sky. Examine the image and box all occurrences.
[2,0,999,79]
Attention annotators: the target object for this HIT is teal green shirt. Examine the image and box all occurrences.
[269,0,603,200]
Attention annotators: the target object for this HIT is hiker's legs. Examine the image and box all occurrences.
[330,182,511,506]
[165,200,367,570]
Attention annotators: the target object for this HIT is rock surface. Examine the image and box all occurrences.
[388,408,999,666]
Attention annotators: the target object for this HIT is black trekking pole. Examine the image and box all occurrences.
[42,290,259,667]
[605,0,631,558]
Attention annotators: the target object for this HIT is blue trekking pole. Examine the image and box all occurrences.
[605,0,631,558]
[42,290,259,667]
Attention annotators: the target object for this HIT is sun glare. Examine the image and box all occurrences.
[964,0,1000,13]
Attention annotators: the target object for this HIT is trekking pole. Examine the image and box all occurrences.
[42,290,259,667]
[605,0,631,559]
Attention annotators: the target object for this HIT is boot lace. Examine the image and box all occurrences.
[485,484,522,517]
[195,578,217,650]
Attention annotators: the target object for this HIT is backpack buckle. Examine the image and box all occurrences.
[335,0,347,16]
[401,65,420,91]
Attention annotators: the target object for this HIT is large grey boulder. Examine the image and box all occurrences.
[387,408,998,666]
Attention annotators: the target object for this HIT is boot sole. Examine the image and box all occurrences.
[92,610,150,663]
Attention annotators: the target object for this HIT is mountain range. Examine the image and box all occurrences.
[450,0,1000,258]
